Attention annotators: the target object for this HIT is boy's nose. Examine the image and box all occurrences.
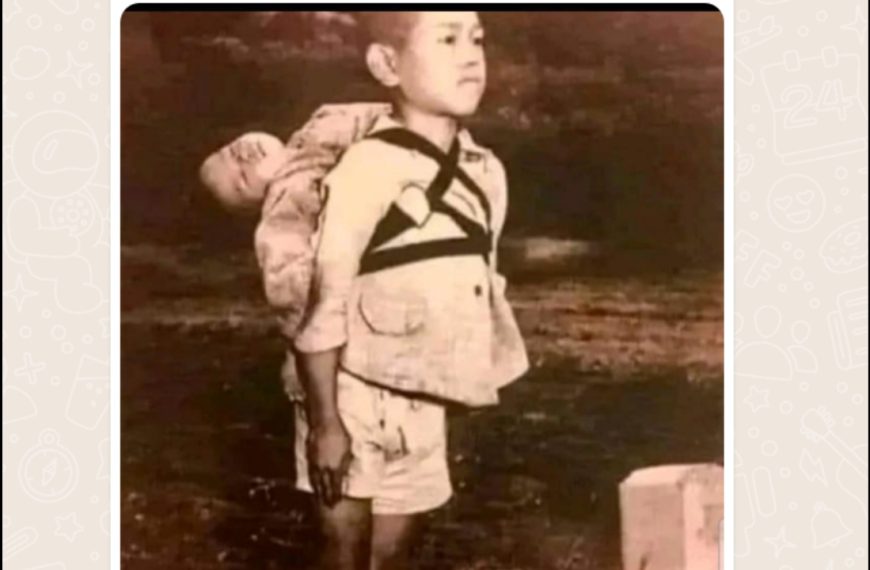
[464,53,483,66]
[458,41,484,67]
[459,53,484,73]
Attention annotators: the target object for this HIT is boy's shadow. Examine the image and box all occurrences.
[208,339,320,569]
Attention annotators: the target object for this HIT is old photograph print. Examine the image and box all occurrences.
[121,7,724,570]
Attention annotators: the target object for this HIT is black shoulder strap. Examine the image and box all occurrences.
[368,128,492,223]
[365,132,460,251]
[357,127,494,274]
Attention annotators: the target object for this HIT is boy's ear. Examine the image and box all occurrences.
[365,43,400,88]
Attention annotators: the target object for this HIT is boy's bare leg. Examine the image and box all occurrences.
[316,497,372,570]
[370,514,422,570]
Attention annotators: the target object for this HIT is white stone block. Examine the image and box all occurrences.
[619,464,723,570]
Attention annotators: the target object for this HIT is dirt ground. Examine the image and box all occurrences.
[121,243,723,570]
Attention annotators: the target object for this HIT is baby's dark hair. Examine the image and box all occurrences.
[354,11,419,48]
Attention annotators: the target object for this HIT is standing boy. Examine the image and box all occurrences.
[292,11,528,569]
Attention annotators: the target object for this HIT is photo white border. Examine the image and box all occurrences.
[108,1,735,568]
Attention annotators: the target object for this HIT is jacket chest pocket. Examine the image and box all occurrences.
[359,287,427,336]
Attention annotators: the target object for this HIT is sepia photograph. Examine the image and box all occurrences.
[120,6,725,570]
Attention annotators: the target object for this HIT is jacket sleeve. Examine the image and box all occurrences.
[292,141,399,353]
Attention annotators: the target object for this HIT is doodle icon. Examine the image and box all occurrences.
[842,444,869,517]
[801,407,868,481]
[811,502,852,548]
[736,307,793,382]
[49,190,99,238]
[735,16,782,85]
[12,111,99,198]
[2,527,38,562]
[2,386,37,425]
[18,430,80,503]
[787,321,819,373]
[65,355,109,430]
[761,47,867,164]
[5,196,80,259]
[743,250,782,288]
[736,144,754,179]
[828,288,868,370]
[752,467,777,517]
[799,449,829,486]
[10,47,51,81]
[802,407,869,520]
[820,218,867,274]
[735,230,760,262]
[48,0,80,15]
[767,174,826,232]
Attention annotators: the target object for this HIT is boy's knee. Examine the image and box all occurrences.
[318,501,371,570]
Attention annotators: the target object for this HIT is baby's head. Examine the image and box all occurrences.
[358,11,487,118]
[199,132,285,212]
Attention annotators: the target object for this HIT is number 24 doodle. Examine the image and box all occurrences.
[762,48,867,164]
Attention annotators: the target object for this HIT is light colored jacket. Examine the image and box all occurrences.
[288,114,529,406]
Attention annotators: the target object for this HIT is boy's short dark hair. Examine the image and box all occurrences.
[354,11,419,48]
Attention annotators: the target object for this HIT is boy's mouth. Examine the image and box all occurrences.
[458,77,483,86]
[456,79,483,91]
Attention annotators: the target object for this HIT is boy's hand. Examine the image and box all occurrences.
[306,419,352,507]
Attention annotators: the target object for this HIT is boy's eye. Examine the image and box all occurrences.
[473,35,485,46]
[440,34,457,46]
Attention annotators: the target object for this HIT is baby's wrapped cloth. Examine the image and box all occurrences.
[252,103,391,337]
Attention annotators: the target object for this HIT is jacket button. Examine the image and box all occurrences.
[474,285,483,297]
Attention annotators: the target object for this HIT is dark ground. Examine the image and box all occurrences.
[121,245,723,570]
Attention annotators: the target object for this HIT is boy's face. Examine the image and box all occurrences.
[391,12,487,118]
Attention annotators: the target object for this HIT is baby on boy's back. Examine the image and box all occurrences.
[198,103,391,335]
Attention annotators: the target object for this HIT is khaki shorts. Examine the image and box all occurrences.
[295,369,452,515]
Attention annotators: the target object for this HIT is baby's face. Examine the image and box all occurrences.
[393,11,487,118]
[200,132,284,208]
